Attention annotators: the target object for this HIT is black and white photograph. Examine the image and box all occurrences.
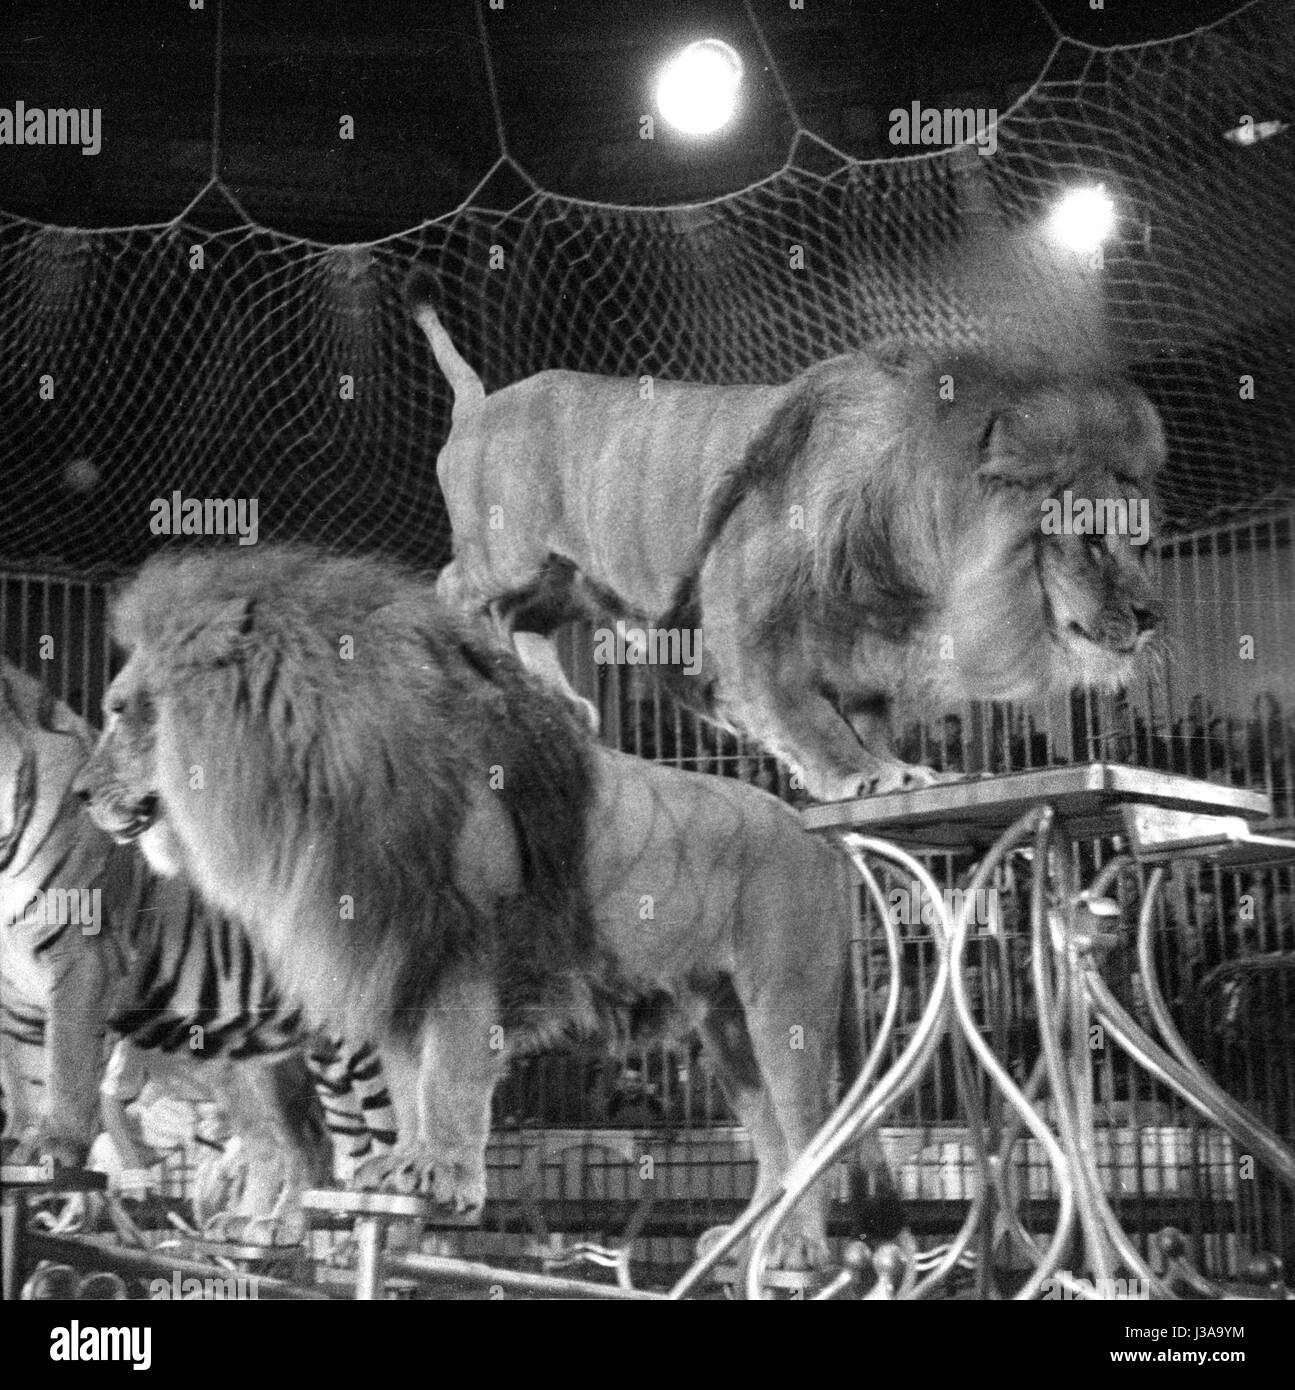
[0,0,1292,1338]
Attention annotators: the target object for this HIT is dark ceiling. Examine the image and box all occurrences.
[0,0,1251,237]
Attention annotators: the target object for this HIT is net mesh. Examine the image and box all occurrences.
[0,1,1292,575]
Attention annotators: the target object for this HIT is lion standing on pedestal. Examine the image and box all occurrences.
[412,282,1166,801]
[76,547,878,1266]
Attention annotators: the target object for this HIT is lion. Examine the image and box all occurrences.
[411,283,1166,801]
[75,546,886,1267]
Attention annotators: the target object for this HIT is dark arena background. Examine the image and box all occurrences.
[1,0,1293,1311]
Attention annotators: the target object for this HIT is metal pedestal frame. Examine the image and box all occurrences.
[712,764,1295,1300]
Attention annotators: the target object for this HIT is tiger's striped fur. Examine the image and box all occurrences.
[305,1037,399,1184]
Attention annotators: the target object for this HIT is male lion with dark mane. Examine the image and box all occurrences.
[412,282,1165,801]
[75,546,881,1266]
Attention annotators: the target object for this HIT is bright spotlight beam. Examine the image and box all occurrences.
[1046,185,1117,254]
[655,39,743,136]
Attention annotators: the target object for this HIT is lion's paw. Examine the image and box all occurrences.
[193,1143,311,1242]
[766,1225,830,1273]
[1,1134,34,1167]
[45,1136,93,1169]
[199,1210,241,1241]
[866,762,954,795]
[802,768,877,803]
[697,1219,829,1279]
[243,1212,307,1246]
[6,1132,92,1172]
[815,761,958,801]
[199,1208,305,1246]
[352,1149,485,1217]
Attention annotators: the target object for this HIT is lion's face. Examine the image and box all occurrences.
[1037,496,1161,689]
[74,657,187,877]
[966,377,1165,696]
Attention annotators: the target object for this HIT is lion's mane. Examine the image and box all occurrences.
[111,547,597,1046]
[680,346,1164,710]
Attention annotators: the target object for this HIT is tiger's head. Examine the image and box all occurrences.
[1,662,94,874]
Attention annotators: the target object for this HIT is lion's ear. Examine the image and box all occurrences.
[872,339,918,376]
[974,410,1056,491]
[1124,394,1168,478]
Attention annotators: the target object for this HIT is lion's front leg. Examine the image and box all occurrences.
[713,623,950,800]
[356,972,504,1220]
[720,673,920,803]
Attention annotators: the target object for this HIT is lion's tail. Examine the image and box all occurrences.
[406,269,485,414]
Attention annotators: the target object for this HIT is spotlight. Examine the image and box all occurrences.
[1046,185,1116,254]
[655,39,743,136]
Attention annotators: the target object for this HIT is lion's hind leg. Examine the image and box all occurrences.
[439,551,600,731]
[512,633,599,731]
[697,983,829,1272]
[499,556,600,731]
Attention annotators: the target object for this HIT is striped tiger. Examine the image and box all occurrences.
[0,660,394,1200]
